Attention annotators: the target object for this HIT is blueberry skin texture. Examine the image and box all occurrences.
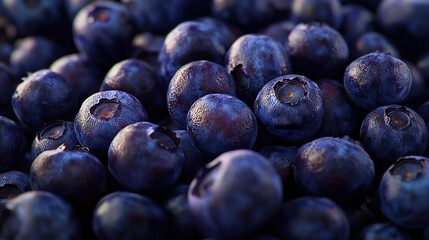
[167,60,236,129]
[100,58,167,122]
[158,21,226,82]
[212,0,291,32]
[0,191,81,240]
[108,122,185,195]
[0,62,17,118]
[313,79,359,138]
[73,1,136,68]
[174,130,208,184]
[11,69,77,131]
[293,137,375,206]
[10,36,63,79]
[377,0,429,55]
[350,31,400,60]
[343,52,412,111]
[187,93,258,159]
[0,118,26,172]
[93,191,169,240]
[357,223,412,240]
[50,53,103,104]
[360,105,428,169]
[188,149,283,239]
[291,0,343,29]
[31,121,80,159]
[74,90,148,158]
[226,34,292,105]
[269,197,350,240]
[379,156,429,229]
[0,171,30,199]
[287,23,349,79]
[30,146,107,209]
[339,4,375,47]
[3,0,65,37]
[254,74,324,144]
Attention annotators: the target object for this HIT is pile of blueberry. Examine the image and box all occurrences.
[1,0,429,239]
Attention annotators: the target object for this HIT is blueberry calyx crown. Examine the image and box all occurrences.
[389,157,426,181]
[231,64,249,89]
[88,6,110,24]
[149,126,180,151]
[274,77,308,105]
[192,162,221,197]
[384,106,411,131]
[90,98,120,121]
[38,121,66,140]
[0,185,21,200]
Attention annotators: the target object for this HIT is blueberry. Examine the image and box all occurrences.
[93,191,169,240]
[167,60,236,129]
[350,31,400,60]
[74,90,148,159]
[377,0,429,57]
[174,130,208,184]
[30,145,107,209]
[287,23,349,79]
[357,223,412,240]
[0,171,30,200]
[100,58,167,122]
[211,0,291,32]
[267,197,350,240]
[343,52,412,111]
[50,53,104,104]
[194,17,241,49]
[294,136,375,205]
[187,93,258,159]
[0,117,27,172]
[339,4,375,47]
[64,0,98,22]
[259,145,298,188]
[259,20,296,47]
[163,184,198,240]
[31,121,80,159]
[188,149,283,239]
[417,101,429,129]
[360,105,428,169]
[131,32,165,70]
[10,36,63,79]
[0,62,17,118]
[254,74,324,144]
[340,0,381,12]
[3,0,66,37]
[313,79,359,138]
[378,156,429,229]
[11,69,77,131]
[122,0,185,34]
[73,1,136,69]
[108,122,185,195]
[291,0,343,29]
[158,21,226,82]
[0,191,81,240]
[400,61,426,109]
[226,34,292,105]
